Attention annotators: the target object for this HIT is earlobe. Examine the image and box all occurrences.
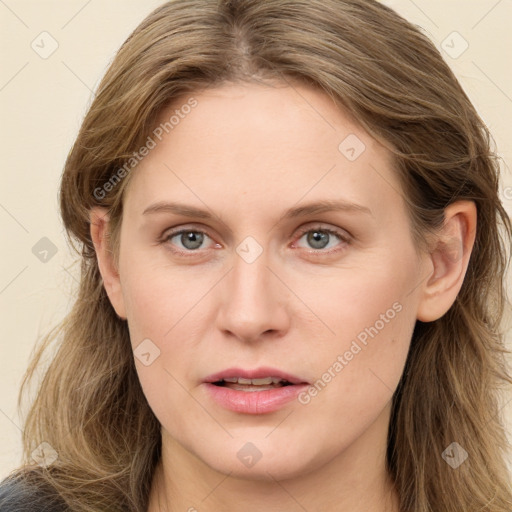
[89,207,127,320]
[416,201,477,322]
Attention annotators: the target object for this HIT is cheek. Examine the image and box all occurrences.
[119,258,205,428]
[119,251,202,344]
[296,248,419,435]
[118,251,215,397]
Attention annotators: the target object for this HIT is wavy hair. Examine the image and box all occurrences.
[5,0,512,510]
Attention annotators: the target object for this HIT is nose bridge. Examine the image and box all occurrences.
[229,245,273,311]
[230,232,272,295]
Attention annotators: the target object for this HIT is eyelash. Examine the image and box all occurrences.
[160,225,350,258]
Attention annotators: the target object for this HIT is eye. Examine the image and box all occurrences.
[162,228,217,254]
[293,226,350,253]
[160,225,350,257]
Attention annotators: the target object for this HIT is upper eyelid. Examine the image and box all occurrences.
[163,222,348,236]
[295,225,350,239]
[162,225,215,241]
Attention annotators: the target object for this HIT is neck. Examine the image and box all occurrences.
[148,405,399,512]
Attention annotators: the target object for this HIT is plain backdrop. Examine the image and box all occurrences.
[1,0,511,479]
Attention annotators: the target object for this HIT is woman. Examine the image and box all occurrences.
[1,0,511,510]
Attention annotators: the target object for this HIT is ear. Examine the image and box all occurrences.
[416,200,477,322]
[89,206,127,319]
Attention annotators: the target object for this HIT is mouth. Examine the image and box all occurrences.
[203,367,310,414]
[210,376,295,392]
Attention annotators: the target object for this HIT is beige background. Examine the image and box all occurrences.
[1,0,511,479]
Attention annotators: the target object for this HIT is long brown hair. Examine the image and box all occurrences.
[7,1,512,510]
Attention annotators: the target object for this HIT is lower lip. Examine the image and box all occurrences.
[204,383,309,414]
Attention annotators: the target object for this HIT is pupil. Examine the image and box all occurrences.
[308,231,328,249]
[182,232,203,250]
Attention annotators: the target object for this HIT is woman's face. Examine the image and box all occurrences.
[112,81,428,479]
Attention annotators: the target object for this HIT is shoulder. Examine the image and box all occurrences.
[0,472,68,512]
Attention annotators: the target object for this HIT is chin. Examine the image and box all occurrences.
[209,457,311,482]
[195,437,327,482]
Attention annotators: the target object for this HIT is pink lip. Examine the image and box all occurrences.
[203,366,310,415]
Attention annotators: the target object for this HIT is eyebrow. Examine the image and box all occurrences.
[142,199,372,221]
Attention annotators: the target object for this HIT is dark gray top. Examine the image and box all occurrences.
[0,475,68,512]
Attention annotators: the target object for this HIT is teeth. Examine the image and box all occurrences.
[251,377,273,385]
[220,377,286,385]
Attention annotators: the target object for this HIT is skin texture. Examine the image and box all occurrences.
[90,81,477,512]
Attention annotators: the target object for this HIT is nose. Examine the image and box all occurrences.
[216,251,291,344]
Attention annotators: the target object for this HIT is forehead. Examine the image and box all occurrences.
[123,81,404,224]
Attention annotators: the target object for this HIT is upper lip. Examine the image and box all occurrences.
[203,366,309,385]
